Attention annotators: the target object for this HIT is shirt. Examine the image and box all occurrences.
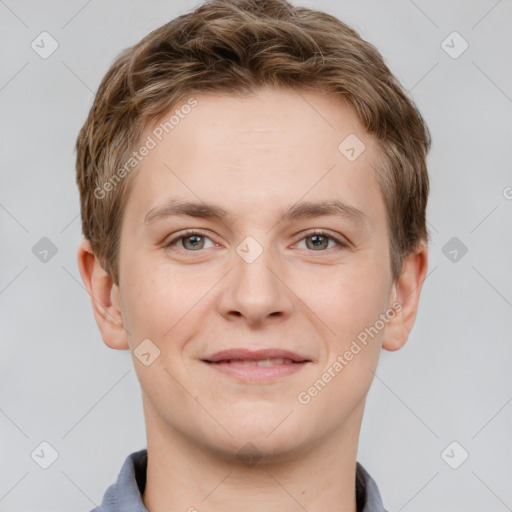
[91,449,388,512]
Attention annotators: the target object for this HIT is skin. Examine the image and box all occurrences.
[78,86,428,512]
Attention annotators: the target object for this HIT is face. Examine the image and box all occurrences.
[112,86,402,460]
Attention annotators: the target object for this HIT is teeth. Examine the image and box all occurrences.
[256,358,284,366]
[221,358,295,366]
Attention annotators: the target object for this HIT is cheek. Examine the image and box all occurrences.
[298,272,385,424]
[120,256,168,340]
[121,258,213,347]
[297,260,389,339]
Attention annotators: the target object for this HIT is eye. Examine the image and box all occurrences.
[162,229,348,253]
[163,230,216,251]
[295,230,347,251]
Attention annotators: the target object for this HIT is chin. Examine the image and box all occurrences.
[204,415,313,464]
[207,433,308,466]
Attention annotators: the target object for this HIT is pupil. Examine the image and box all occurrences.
[185,235,203,250]
[309,235,327,250]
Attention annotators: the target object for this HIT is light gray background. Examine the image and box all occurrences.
[1,0,511,511]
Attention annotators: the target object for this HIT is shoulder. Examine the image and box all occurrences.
[356,461,389,512]
[89,449,148,512]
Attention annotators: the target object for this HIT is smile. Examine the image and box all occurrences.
[202,358,310,382]
[209,358,298,366]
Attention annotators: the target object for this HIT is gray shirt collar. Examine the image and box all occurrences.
[91,449,388,512]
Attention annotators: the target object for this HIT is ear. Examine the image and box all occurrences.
[382,240,429,352]
[77,238,129,350]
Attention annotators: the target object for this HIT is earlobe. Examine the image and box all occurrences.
[382,241,429,352]
[76,239,129,350]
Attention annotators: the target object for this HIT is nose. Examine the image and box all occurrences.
[216,240,293,327]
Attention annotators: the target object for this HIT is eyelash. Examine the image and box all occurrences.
[162,229,348,253]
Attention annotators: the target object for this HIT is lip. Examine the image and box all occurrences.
[201,348,312,383]
[203,348,311,363]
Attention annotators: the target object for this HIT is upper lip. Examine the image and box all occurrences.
[202,348,311,363]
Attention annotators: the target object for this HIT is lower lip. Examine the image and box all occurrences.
[203,361,309,382]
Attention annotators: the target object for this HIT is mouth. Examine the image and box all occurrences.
[201,348,312,382]
[207,358,302,366]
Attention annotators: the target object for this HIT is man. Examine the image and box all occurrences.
[76,0,430,510]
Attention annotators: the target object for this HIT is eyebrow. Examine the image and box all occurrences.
[143,198,370,229]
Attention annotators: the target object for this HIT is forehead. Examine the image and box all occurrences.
[124,86,386,232]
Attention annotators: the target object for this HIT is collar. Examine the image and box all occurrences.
[91,449,388,512]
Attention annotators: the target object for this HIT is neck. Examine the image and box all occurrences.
[141,399,364,512]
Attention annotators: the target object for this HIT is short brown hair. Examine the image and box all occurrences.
[76,0,431,286]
